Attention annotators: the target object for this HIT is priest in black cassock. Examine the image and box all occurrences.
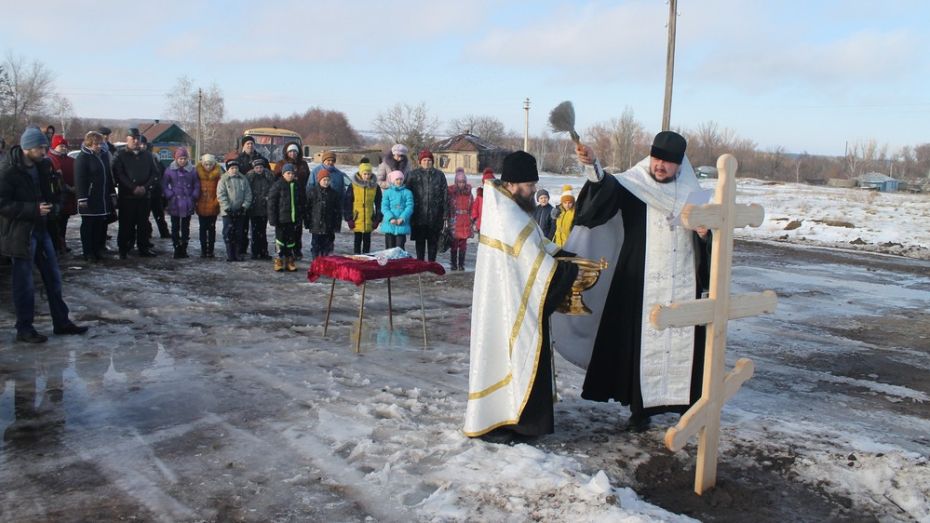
[464,151,578,441]
[551,131,711,433]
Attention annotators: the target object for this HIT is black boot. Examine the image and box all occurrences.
[450,250,458,271]
[458,250,466,271]
[173,243,182,259]
[180,241,189,258]
[207,243,215,258]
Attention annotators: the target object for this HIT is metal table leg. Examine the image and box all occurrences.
[418,274,428,349]
[323,278,336,336]
[356,281,367,353]
[387,277,393,331]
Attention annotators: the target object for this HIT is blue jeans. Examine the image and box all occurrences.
[11,229,70,334]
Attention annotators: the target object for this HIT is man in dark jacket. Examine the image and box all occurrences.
[113,128,159,258]
[405,149,448,261]
[0,127,88,343]
[140,135,170,240]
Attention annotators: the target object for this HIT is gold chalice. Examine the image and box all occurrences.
[554,257,608,315]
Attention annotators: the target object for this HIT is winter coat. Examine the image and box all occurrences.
[471,187,485,233]
[447,183,474,240]
[113,148,158,199]
[267,177,305,226]
[162,161,201,217]
[74,146,115,217]
[305,184,341,234]
[236,149,266,175]
[380,184,414,236]
[0,146,56,258]
[552,205,575,247]
[273,142,311,189]
[217,171,253,216]
[376,153,411,190]
[195,162,222,217]
[406,167,448,239]
[245,167,275,217]
[343,172,383,233]
[48,149,77,216]
[533,203,556,240]
[307,164,347,200]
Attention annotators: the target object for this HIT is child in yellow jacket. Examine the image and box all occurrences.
[551,184,575,247]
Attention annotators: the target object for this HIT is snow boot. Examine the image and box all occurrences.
[286,256,297,272]
[274,257,284,272]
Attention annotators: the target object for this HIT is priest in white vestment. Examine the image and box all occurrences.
[464,151,578,439]
[551,131,711,433]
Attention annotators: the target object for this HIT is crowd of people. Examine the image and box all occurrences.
[2,125,553,342]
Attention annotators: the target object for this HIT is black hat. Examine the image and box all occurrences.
[501,151,539,183]
[241,136,255,145]
[650,131,687,164]
[127,128,141,139]
[226,159,240,169]
[97,126,112,136]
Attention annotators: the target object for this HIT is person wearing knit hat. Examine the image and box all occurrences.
[216,155,253,261]
[561,131,709,433]
[236,136,266,204]
[377,144,411,191]
[245,153,275,259]
[321,150,336,164]
[48,134,77,253]
[343,157,382,254]
[195,153,222,257]
[274,140,310,258]
[307,149,347,215]
[551,185,575,247]
[162,145,200,258]
[267,161,306,272]
[446,167,473,270]
[405,149,447,261]
[0,126,88,342]
[305,159,341,260]
[532,188,555,240]
[379,170,414,251]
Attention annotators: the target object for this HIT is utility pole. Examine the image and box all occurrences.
[523,97,530,152]
[661,0,678,131]
[196,88,203,159]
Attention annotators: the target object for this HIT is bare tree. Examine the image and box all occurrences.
[48,94,75,136]
[0,53,55,139]
[446,114,507,144]
[610,107,648,169]
[372,102,440,153]
[165,76,226,154]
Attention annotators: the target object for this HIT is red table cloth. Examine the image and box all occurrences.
[307,256,446,286]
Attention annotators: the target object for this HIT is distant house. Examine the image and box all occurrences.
[430,133,510,174]
[139,122,194,166]
[857,172,899,192]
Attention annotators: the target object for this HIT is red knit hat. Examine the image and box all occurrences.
[316,169,331,183]
[418,149,433,162]
[50,135,68,149]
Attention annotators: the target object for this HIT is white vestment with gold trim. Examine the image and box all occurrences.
[463,182,560,437]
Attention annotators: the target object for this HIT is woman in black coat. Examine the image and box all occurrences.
[74,132,115,261]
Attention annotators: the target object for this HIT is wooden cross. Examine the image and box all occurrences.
[649,153,778,495]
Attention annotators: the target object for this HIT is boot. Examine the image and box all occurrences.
[173,243,182,259]
[200,242,208,258]
[207,242,215,258]
[458,250,466,271]
[180,241,189,258]
[158,221,171,239]
[274,257,284,272]
[286,256,297,272]
[450,249,458,271]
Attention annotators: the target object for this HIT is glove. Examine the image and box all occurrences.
[347,220,355,230]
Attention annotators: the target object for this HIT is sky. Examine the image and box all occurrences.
[2,0,928,156]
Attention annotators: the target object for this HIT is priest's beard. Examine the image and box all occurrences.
[649,166,679,184]
[513,191,536,214]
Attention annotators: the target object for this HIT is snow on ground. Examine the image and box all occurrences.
[0,166,927,521]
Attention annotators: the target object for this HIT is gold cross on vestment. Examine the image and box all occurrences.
[649,154,778,495]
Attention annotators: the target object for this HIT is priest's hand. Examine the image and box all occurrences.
[575,144,595,165]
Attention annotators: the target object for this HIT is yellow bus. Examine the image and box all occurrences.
[241,128,302,171]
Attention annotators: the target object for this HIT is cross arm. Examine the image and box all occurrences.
[650,290,778,330]
[681,203,765,230]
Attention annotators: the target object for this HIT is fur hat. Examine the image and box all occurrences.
[387,170,404,184]
[174,146,189,159]
[50,135,68,149]
[560,184,575,204]
[321,150,336,163]
[418,149,433,162]
[501,151,538,183]
[316,169,331,183]
[391,144,408,156]
[535,189,550,202]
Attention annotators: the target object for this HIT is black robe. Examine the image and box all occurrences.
[574,173,710,418]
